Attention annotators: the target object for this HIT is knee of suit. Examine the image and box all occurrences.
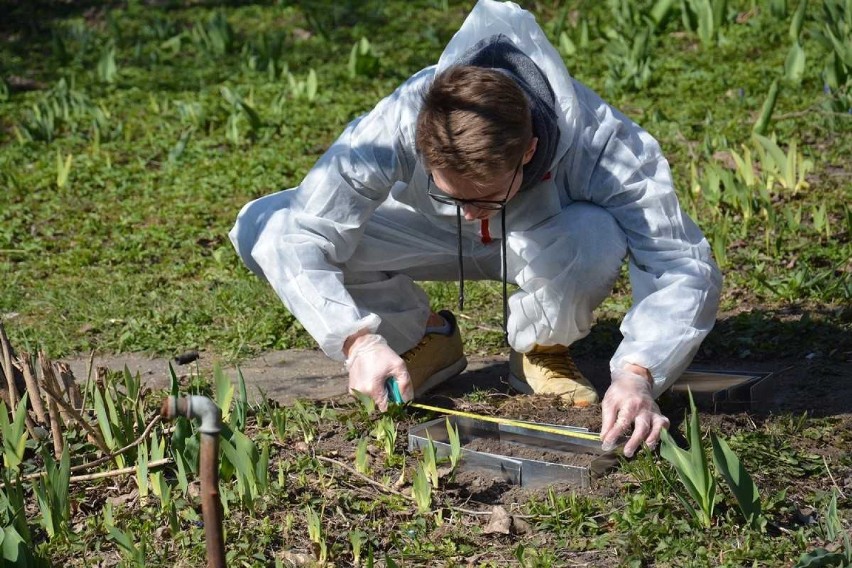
[229,189,297,279]
[512,202,627,292]
[561,202,627,285]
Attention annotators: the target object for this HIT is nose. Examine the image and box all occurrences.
[462,203,487,221]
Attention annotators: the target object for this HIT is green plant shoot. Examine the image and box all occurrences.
[659,391,717,528]
[0,397,29,471]
[422,434,440,488]
[710,433,763,529]
[753,80,780,135]
[305,505,328,564]
[355,437,370,475]
[446,418,462,473]
[214,363,235,423]
[350,529,366,566]
[55,152,72,189]
[412,464,432,514]
[34,445,70,540]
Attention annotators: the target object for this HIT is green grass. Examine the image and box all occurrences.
[3,363,850,567]
[1,0,849,361]
[0,1,850,564]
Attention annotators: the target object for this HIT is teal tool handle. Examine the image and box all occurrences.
[385,377,403,404]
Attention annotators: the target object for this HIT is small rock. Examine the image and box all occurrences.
[6,76,46,92]
[794,507,817,525]
[78,323,98,334]
[174,351,199,365]
[278,550,314,566]
[483,506,513,535]
[292,28,312,41]
[512,516,532,535]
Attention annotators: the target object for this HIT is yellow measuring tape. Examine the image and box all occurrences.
[409,402,603,443]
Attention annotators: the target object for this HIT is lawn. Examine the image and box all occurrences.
[0,0,850,566]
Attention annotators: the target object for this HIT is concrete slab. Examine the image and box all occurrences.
[62,350,512,405]
[61,349,851,417]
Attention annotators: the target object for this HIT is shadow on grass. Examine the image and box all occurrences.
[0,0,271,36]
[0,0,390,48]
[432,306,851,420]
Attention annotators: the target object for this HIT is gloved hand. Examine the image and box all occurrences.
[600,367,670,458]
[344,333,413,412]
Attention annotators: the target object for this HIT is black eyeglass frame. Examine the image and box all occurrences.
[426,162,521,211]
[425,159,523,346]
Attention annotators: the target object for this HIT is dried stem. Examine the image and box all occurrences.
[0,415,167,489]
[315,454,413,501]
[40,352,71,427]
[68,458,172,484]
[34,353,64,457]
[86,349,95,382]
[1,325,41,439]
[18,352,48,424]
[39,361,112,457]
[0,322,20,409]
[70,415,162,474]
[56,361,83,410]
[314,453,493,517]
[0,415,164,488]
[80,349,96,413]
[46,391,63,459]
[823,455,847,499]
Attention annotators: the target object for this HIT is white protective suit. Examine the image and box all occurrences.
[229,0,722,397]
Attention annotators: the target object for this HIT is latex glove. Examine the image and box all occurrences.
[344,334,412,412]
[600,367,670,458]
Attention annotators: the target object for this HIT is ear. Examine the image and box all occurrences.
[522,137,538,165]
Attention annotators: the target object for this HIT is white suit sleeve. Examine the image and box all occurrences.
[229,76,422,360]
[564,81,722,396]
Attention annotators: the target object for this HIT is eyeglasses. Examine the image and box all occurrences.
[426,164,520,211]
[426,161,523,346]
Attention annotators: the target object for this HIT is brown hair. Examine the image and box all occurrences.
[415,66,532,183]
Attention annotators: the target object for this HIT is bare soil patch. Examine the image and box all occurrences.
[462,437,598,468]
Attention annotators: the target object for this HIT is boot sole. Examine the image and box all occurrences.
[413,356,469,397]
[508,372,534,394]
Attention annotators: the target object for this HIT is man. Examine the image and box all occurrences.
[229,0,722,457]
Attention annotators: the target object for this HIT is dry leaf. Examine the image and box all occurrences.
[107,487,138,508]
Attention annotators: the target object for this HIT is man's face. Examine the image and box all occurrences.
[430,166,524,221]
[428,137,538,221]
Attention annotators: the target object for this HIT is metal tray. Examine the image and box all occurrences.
[408,415,618,489]
[669,368,776,411]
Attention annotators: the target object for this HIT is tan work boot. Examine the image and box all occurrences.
[508,344,599,407]
[404,310,468,397]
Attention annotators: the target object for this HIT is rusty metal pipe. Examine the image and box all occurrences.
[161,395,225,568]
